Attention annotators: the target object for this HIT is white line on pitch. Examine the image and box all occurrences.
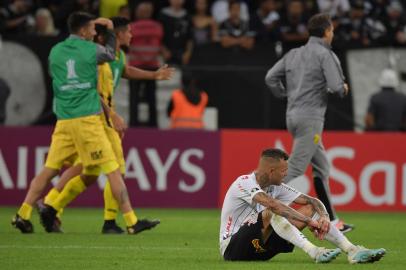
[0,245,214,251]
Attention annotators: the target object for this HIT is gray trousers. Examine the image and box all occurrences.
[284,117,336,219]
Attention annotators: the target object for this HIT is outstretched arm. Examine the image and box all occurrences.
[122,64,175,80]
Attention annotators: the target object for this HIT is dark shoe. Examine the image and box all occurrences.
[127,219,160,235]
[335,220,355,234]
[11,214,33,233]
[52,217,63,233]
[36,200,63,233]
[39,205,57,233]
[102,220,124,234]
[340,223,354,234]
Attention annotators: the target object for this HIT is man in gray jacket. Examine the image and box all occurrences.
[265,13,352,233]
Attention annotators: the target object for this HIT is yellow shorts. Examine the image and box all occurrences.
[45,114,119,174]
[67,114,126,175]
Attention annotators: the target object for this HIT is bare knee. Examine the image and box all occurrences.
[262,209,273,229]
[297,204,315,218]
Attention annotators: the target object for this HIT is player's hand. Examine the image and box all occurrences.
[94,18,113,30]
[307,219,320,231]
[317,216,330,240]
[155,64,175,80]
[307,219,324,240]
[111,113,127,138]
[343,83,349,96]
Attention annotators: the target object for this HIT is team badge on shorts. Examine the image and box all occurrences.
[313,134,320,144]
[252,239,266,253]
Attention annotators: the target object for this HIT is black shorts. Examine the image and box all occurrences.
[223,212,294,261]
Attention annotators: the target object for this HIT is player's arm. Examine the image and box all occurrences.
[122,64,174,81]
[253,192,314,226]
[293,193,330,238]
[322,51,348,97]
[265,57,287,99]
[100,98,127,138]
[294,193,329,218]
[95,18,116,64]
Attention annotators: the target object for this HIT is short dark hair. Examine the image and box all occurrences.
[228,0,241,10]
[261,148,289,161]
[307,13,332,38]
[111,16,130,32]
[94,24,108,43]
[67,12,95,34]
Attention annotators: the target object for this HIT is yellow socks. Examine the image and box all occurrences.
[44,188,63,218]
[123,211,138,227]
[103,181,119,221]
[49,176,86,211]
[17,203,33,220]
[44,188,59,205]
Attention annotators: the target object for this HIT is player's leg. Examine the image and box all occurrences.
[11,167,60,233]
[39,170,98,232]
[103,166,159,234]
[41,162,82,217]
[310,143,336,219]
[101,125,125,234]
[102,125,159,234]
[12,120,76,233]
[262,208,341,263]
[300,204,385,263]
[223,211,279,261]
[47,166,97,213]
[38,116,105,232]
[284,117,319,183]
[44,162,82,206]
[311,142,354,233]
[102,180,122,233]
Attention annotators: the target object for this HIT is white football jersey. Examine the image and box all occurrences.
[219,172,301,255]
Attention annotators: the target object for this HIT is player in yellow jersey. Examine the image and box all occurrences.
[38,17,174,234]
[12,12,143,234]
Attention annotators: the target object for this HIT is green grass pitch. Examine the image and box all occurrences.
[0,208,404,270]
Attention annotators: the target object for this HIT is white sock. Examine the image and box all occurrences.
[271,214,318,259]
[312,213,355,253]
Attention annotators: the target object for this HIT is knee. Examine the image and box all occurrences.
[262,209,273,228]
[298,204,315,218]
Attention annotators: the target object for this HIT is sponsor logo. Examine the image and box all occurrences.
[252,239,266,253]
[90,150,103,160]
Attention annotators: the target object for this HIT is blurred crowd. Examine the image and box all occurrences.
[1,0,406,58]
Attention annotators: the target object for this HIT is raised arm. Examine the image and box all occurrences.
[95,18,116,64]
